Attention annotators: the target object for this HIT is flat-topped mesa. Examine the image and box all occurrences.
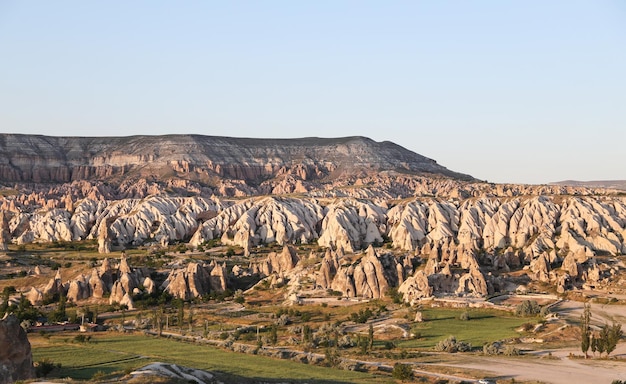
[0,134,472,186]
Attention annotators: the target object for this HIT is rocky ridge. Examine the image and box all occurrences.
[0,134,471,187]
[2,193,626,301]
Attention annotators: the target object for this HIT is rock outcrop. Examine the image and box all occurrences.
[254,245,300,277]
[330,247,400,299]
[192,197,323,256]
[162,262,228,300]
[0,134,471,188]
[0,315,35,384]
[0,212,9,252]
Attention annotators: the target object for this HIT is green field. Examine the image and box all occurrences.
[397,308,532,349]
[32,334,386,383]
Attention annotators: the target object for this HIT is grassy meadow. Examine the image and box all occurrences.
[397,308,531,349]
[31,333,386,383]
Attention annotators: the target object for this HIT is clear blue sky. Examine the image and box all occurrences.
[1,1,624,184]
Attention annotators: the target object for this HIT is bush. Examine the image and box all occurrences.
[515,300,541,317]
[350,308,373,323]
[504,345,521,356]
[434,336,472,353]
[392,363,414,381]
[387,288,404,304]
[73,334,90,343]
[35,359,56,378]
[483,342,501,355]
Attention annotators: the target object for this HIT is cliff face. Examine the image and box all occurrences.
[0,134,472,185]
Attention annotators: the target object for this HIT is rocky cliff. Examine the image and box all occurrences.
[0,134,472,187]
[1,134,624,301]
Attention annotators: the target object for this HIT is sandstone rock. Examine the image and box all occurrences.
[163,268,191,300]
[193,197,323,255]
[89,269,108,298]
[329,247,396,299]
[67,275,91,302]
[456,264,489,296]
[561,253,581,279]
[0,212,9,252]
[120,293,135,310]
[318,199,386,252]
[42,269,64,298]
[257,245,300,277]
[25,288,43,306]
[97,220,111,254]
[109,281,127,305]
[529,253,551,282]
[556,274,570,293]
[0,314,35,384]
[119,255,132,274]
[209,262,228,292]
[143,277,156,295]
[315,249,341,289]
[398,270,432,304]
[162,261,227,300]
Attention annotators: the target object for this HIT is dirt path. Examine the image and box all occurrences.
[447,354,626,384]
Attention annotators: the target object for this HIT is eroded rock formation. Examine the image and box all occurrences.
[0,315,35,384]
[162,261,228,300]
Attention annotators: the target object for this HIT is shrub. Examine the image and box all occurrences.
[35,359,56,378]
[434,336,472,353]
[73,334,88,343]
[483,342,501,355]
[515,300,541,317]
[350,308,373,323]
[386,287,404,304]
[392,363,414,381]
[503,345,521,356]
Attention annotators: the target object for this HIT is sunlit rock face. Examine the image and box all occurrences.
[1,134,625,301]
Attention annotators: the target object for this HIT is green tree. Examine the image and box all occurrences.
[324,347,339,367]
[302,325,312,344]
[597,327,607,356]
[392,363,414,381]
[188,308,194,332]
[176,300,184,329]
[269,324,278,345]
[606,321,623,357]
[368,324,374,351]
[515,300,541,317]
[580,303,591,358]
[153,306,164,336]
[35,359,56,378]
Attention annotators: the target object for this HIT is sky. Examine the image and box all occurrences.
[0,1,625,185]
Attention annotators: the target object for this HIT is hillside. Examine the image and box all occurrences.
[553,179,626,191]
[0,134,473,186]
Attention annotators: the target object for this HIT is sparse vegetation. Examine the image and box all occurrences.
[392,362,414,381]
[434,336,472,353]
[515,300,542,317]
